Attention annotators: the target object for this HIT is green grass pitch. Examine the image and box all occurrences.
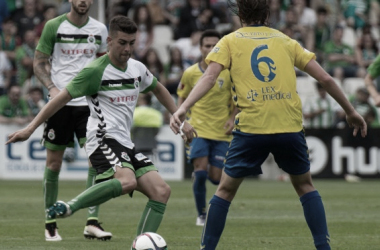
[0,179,379,249]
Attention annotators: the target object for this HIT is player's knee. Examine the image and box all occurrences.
[46,160,63,171]
[155,182,171,203]
[120,178,137,195]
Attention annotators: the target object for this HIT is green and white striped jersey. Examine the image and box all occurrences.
[66,55,158,156]
[36,14,108,106]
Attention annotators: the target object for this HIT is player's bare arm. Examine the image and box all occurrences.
[6,89,73,144]
[170,62,222,134]
[152,81,197,142]
[364,73,380,106]
[304,59,367,137]
[34,50,59,98]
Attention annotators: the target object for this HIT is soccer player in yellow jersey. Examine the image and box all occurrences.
[177,30,238,226]
[170,1,367,249]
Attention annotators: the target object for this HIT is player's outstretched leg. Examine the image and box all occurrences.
[48,178,123,218]
[83,167,112,241]
[47,201,72,219]
[193,170,208,226]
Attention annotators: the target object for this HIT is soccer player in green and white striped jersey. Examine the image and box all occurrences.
[7,15,196,240]
[33,0,110,241]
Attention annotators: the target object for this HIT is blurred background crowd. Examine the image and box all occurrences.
[1,0,380,129]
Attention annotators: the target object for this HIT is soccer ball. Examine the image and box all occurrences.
[131,232,167,250]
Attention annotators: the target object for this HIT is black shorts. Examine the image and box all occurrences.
[41,105,90,151]
[89,137,157,182]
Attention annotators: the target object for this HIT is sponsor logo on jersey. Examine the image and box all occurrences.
[87,34,95,44]
[134,78,139,89]
[217,78,224,88]
[48,129,55,140]
[121,152,130,161]
[61,49,95,56]
[135,153,147,161]
[177,83,184,90]
[212,47,220,53]
[61,37,74,41]
[108,83,122,87]
[110,95,137,103]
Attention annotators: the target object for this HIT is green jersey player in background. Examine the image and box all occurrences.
[33,0,110,241]
[7,15,196,240]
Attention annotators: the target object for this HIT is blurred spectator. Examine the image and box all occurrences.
[349,87,380,127]
[11,0,43,42]
[26,86,44,117]
[34,4,57,37]
[355,30,379,78]
[0,0,9,33]
[164,46,184,95]
[280,6,304,45]
[132,93,163,159]
[175,0,204,39]
[292,0,316,51]
[15,29,36,86]
[147,0,178,25]
[323,25,359,82]
[0,44,12,96]
[303,82,345,128]
[0,84,30,125]
[132,3,154,61]
[22,74,47,102]
[141,47,165,82]
[57,0,70,15]
[268,0,284,29]
[107,0,134,23]
[174,30,202,69]
[314,6,331,64]
[194,8,215,31]
[1,17,18,63]
[341,0,368,30]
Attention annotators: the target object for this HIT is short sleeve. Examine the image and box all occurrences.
[137,62,158,93]
[36,19,59,55]
[205,36,230,70]
[293,41,316,71]
[66,66,102,98]
[177,69,192,98]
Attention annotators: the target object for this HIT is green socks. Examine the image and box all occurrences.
[43,167,59,222]
[85,167,100,221]
[68,178,123,213]
[136,200,167,235]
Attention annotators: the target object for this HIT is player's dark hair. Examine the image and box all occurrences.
[200,30,221,46]
[109,15,138,36]
[227,0,270,26]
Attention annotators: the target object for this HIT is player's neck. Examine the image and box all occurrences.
[67,12,89,27]
[199,60,208,72]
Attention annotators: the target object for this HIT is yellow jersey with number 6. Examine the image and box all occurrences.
[206,26,315,134]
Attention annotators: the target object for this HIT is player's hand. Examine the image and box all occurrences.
[180,121,197,144]
[224,119,234,135]
[170,106,187,134]
[5,127,34,144]
[346,111,367,137]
